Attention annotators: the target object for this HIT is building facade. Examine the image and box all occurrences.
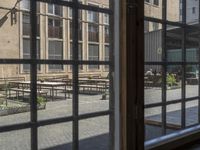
[0,0,109,79]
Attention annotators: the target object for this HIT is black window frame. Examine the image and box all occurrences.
[0,1,114,150]
[144,0,200,149]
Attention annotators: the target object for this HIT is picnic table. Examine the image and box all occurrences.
[9,81,71,101]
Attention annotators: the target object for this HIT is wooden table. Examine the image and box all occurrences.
[9,81,69,101]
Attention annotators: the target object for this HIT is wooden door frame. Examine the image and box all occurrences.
[120,0,144,150]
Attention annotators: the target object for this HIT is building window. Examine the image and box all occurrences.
[88,24,99,42]
[70,43,83,70]
[145,0,150,3]
[48,41,63,70]
[105,26,109,43]
[48,4,62,16]
[70,21,82,41]
[88,44,99,70]
[152,22,159,31]
[23,13,40,36]
[105,45,109,70]
[192,7,196,14]
[153,0,159,6]
[48,18,63,39]
[104,14,109,24]
[21,0,40,12]
[87,10,99,23]
[23,39,40,71]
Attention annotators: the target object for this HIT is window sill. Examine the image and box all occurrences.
[145,124,200,150]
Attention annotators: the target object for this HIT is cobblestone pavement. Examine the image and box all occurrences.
[0,94,110,150]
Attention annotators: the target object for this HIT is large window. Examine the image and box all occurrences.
[0,1,114,150]
[144,0,200,148]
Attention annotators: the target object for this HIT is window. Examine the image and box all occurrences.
[144,0,200,148]
[104,14,109,24]
[48,18,63,39]
[23,13,40,36]
[105,45,109,70]
[21,0,40,12]
[48,41,63,70]
[23,39,40,71]
[70,21,82,41]
[0,1,114,150]
[88,44,99,70]
[21,0,30,10]
[145,0,150,3]
[105,26,109,43]
[153,0,159,6]
[152,22,159,30]
[88,24,99,42]
[70,43,83,70]
[192,7,196,14]
[87,10,99,23]
[48,4,62,16]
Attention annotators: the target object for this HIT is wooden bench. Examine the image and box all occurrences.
[9,88,48,101]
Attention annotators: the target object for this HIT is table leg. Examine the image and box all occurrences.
[52,86,54,101]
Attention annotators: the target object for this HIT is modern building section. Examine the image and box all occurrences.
[0,0,109,79]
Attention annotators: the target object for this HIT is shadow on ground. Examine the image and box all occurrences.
[42,133,109,150]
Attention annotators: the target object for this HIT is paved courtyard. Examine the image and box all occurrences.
[145,85,200,140]
[0,94,110,150]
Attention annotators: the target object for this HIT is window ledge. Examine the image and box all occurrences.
[145,125,200,150]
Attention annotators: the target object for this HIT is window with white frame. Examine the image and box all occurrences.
[48,4,62,16]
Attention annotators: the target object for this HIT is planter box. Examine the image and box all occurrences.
[167,85,181,90]
[0,103,46,116]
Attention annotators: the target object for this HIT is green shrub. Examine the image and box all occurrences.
[37,96,46,105]
[167,74,177,87]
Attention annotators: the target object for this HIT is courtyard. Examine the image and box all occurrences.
[0,94,110,150]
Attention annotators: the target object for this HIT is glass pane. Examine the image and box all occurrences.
[144,0,162,19]
[186,0,199,24]
[145,107,162,141]
[0,129,30,150]
[186,26,199,62]
[167,0,182,22]
[79,116,109,150]
[186,65,199,98]
[0,64,30,126]
[186,100,198,126]
[166,26,183,62]
[145,22,162,62]
[166,65,182,101]
[166,103,181,130]
[145,65,162,105]
[37,65,72,121]
[38,122,72,150]
[79,65,109,115]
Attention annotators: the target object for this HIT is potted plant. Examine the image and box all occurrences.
[167,74,179,89]
[37,96,46,109]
